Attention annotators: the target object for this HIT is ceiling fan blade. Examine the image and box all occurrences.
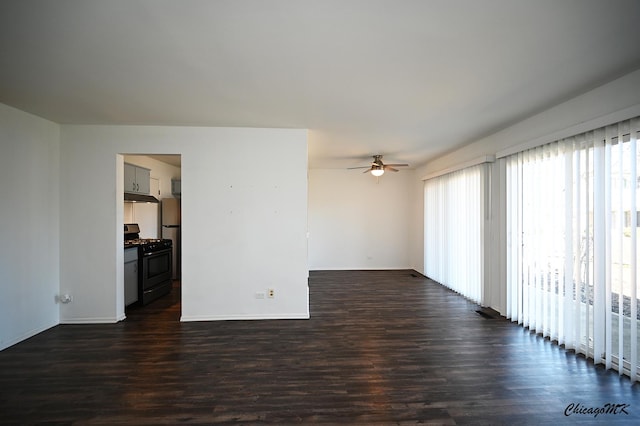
[347,166,371,169]
[385,166,399,172]
[363,168,373,174]
[384,163,409,167]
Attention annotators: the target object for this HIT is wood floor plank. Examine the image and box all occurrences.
[1,270,640,424]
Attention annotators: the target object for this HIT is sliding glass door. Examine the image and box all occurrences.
[424,164,487,304]
[506,117,639,380]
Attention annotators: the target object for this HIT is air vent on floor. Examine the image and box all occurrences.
[475,308,500,320]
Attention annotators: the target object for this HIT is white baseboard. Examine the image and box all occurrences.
[180,313,310,322]
[60,317,119,324]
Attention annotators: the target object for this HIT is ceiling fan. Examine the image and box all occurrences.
[348,155,409,177]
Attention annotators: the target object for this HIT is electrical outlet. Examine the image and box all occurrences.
[57,294,72,304]
[268,288,275,298]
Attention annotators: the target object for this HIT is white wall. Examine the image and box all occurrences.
[59,125,309,323]
[308,169,414,270]
[417,69,640,177]
[0,104,60,350]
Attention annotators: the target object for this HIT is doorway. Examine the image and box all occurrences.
[121,154,182,321]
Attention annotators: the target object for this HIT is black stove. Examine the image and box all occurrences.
[124,223,173,305]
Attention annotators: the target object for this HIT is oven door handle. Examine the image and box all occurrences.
[142,248,172,257]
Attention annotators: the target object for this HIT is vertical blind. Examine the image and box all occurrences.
[506,117,640,380]
[424,164,486,304]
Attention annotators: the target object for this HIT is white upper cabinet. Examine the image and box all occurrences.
[124,163,151,194]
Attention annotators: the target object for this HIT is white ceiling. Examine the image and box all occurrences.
[1,0,640,169]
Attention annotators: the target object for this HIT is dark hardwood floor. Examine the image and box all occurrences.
[2,270,640,425]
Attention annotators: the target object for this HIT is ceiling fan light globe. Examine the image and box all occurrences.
[371,168,384,177]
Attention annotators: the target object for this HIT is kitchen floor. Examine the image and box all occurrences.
[125,280,181,322]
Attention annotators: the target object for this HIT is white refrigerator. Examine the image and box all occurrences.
[161,198,181,280]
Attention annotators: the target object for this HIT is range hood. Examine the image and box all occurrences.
[124,192,159,203]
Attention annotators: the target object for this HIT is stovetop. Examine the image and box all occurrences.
[124,238,172,252]
[124,224,172,252]
[125,238,167,245]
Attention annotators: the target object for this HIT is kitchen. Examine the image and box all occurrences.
[123,154,181,312]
